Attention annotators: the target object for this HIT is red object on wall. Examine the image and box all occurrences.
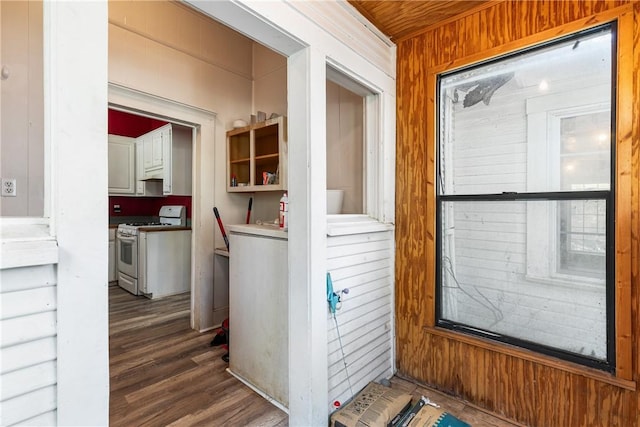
[108,109,168,137]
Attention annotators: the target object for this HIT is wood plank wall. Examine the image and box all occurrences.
[395,1,640,425]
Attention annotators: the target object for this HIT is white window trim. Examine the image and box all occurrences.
[525,84,610,288]
[325,62,392,231]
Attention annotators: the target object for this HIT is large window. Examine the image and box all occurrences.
[436,25,615,371]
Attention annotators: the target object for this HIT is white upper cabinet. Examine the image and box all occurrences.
[141,124,171,180]
[107,124,190,197]
[135,123,191,196]
[108,135,136,194]
[135,137,162,197]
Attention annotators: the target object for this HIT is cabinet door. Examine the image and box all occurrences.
[151,129,164,169]
[141,125,170,180]
[229,232,288,406]
[143,130,163,173]
[108,135,136,194]
[162,126,172,194]
[227,130,251,189]
[108,229,117,282]
[108,239,117,282]
[142,133,153,170]
[136,141,145,194]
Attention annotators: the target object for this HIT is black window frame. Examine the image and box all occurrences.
[435,23,617,372]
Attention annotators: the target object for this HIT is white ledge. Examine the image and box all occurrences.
[326,215,394,236]
[227,223,288,240]
[1,219,58,269]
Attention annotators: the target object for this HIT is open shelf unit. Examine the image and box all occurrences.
[226,116,287,192]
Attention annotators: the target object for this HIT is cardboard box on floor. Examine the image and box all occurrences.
[330,382,412,427]
[404,403,471,427]
[329,381,471,427]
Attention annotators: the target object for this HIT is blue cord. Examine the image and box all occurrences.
[327,273,354,398]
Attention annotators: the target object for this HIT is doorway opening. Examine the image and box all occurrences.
[107,106,195,307]
[108,83,217,331]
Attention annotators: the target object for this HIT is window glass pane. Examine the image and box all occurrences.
[440,199,607,361]
[439,29,611,195]
[560,112,610,191]
[558,199,606,278]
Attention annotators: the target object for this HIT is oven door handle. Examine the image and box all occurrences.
[117,233,137,242]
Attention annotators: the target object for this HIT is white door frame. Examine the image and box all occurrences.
[108,83,217,332]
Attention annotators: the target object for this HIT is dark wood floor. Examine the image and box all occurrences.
[109,285,288,426]
[109,285,520,427]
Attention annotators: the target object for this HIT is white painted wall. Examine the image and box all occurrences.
[48,2,110,425]
[0,1,44,216]
[247,43,287,224]
[253,43,288,120]
[327,230,395,412]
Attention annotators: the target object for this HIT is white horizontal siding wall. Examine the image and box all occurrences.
[0,264,57,426]
[326,230,394,411]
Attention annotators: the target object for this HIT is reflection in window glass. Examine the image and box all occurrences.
[557,111,609,277]
[437,25,614,370]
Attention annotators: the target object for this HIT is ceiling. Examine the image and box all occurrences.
[347,0,491,41]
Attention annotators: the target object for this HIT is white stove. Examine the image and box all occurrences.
[117,205,187,237]
[116,205,190,297]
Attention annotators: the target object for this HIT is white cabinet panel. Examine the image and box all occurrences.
[142,133,152,170]
[141,124,170,180]
[134,123,191,196]
[228,229,288,408]
[151,129,164,169]
[108,135,136,194]
[108,227,116,283]
[135,140,163,196]
[138,230,191,298]
[162,125,172,194]
[136,123,191,195]
[136,141,145,194]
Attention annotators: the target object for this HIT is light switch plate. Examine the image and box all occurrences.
[1,178,17,197]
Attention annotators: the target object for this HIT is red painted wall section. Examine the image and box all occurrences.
[108,109,191,219]
[108,109,168,137]
[109,195,192,219]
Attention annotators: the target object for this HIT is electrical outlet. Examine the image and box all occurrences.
[1,178,16,197]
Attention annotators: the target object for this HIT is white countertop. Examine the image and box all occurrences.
[227,223,288,239]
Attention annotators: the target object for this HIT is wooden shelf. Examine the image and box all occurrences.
[255,153,278,161]
[230,158,250,164]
